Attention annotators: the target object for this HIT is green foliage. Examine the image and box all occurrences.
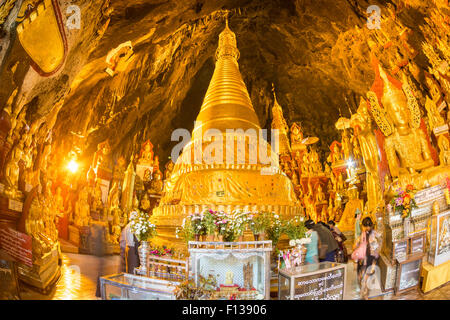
[283,216,307,240]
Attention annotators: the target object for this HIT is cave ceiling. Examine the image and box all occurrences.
[0,0,448,167]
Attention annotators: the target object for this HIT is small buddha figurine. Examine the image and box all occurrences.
[327,141,344,166]
[153,155,160,172]
[164,160,174,180]
[438,135,450,166]
[4,140,23,199]
[301,153,310,177]
[91,183,104,213]
[315,184,326,204]
[291,170,299,186]
[113,156,126,184]
[54,186,65,217]
[328,197,335,221]
[107,182,122,222]
[290,123,306,151]
[74,187,91,227]
[320,205,327,223]
[341,129,353,160]
[425,96,445,130]
[110,211,121,244]
[139,193,151,214]
[138,140,154,166]
[148,170,163,194]
[225,271,234,285]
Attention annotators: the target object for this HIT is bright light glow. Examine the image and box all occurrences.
[67,160,79,173]
[347,159,354,168]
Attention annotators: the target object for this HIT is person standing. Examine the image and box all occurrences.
[304,220,319,264]
[352,217,381,300]
[120,218,140,274]
[354,209,362,240]
[306,220,339,262]
[328,220,348,263]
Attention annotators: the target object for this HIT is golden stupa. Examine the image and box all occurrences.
[151,19,301,248]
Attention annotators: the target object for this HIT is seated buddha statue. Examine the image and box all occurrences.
[315,184,326,204]
[327,141,344,167]
[327,197,335,222]
[164,160,174,181]
[368,65,450,190]
[138,140,154,166]
[148,170,163,195]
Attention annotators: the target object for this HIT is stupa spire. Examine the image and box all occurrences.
[192,16,260,139]
[271,84,291,155]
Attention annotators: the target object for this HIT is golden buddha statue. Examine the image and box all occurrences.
[54,186,65,217]
[87,140,111,184]
[320,206,328,223]
[138,140,154,166]
[349,97,383,214]
[368,65,450,190]
[424,96,445,130]
[91,182,104,213]
[290,123,306,152]
[152,17,300,250]
[110,211,122,244]
[4,140,23,199]
[315,184,326,204]
[341,129,352,160]
[438,135,450,166]
[301,153,310,177]
[148,170,163,194]
[328,197,335,222]
[107,182,122,222]
[336,172,345,192]
[74,187,91,227]
[327,141,344,167]
[338,185,363,232]
[113,156,126,184]
[26,194,52,257]
[164,160,174,181]
[291,170,299,186]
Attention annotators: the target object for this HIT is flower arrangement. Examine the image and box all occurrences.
[189,212,206,235]
[229,210,249,238]
[129,210,157,241]
[176,217,194,244]
[214,211,230,236]
[248,212,272,235]
[202,209,218,235]
[149,246,173,257]
[283,216,307,240]
[266,213,283,246]
[389,184,418,219]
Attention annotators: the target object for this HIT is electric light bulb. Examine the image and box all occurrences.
[67,159,79,173]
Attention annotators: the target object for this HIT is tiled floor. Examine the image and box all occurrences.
[19,252,449,300]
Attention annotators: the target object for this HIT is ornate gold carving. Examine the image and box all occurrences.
[366,90,393,136]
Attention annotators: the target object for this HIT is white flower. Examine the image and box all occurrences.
[289,240,295,247]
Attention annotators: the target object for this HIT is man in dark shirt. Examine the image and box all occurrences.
[307,220,339,262]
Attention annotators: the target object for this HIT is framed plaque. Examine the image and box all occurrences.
[395,253,424,295]
[409,232,426,255]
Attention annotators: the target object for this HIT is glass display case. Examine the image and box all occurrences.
[188,241,272,300]
[278,262,346,300]
[428,210,450,266]
[100,273,177,300]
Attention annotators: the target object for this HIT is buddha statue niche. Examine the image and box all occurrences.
[368,65,450,190]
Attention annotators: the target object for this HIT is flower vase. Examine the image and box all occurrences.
[206,234,215,242]
[217,235,224,242]
[138,241,150,274]
[259,232,266,241]
[201,234,207,242]
[253,234,260,241]
[238,235,244,242]
[194,234,200,241]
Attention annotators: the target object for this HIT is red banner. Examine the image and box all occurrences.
[0,227,32,267]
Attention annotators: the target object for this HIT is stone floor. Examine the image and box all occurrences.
[19,252,450,300]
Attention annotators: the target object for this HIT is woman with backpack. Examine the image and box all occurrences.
[351,217,381,300]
